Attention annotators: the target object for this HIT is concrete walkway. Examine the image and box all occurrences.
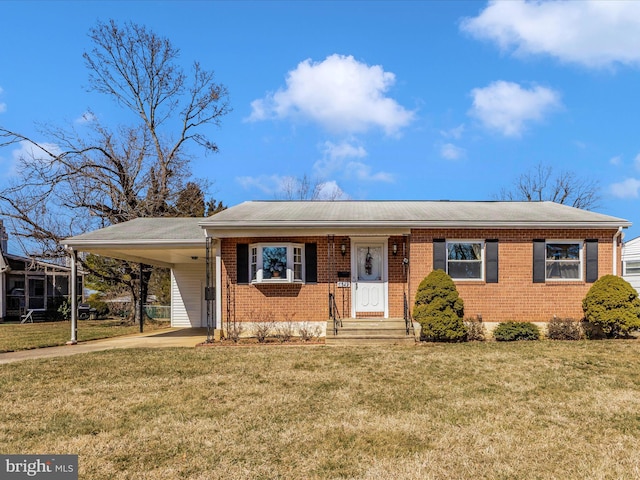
[0,328,209,365]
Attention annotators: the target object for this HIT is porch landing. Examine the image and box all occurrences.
[326,318,416,346]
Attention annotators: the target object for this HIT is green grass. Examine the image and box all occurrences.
[2,341,640,478]
[0,320,169,353]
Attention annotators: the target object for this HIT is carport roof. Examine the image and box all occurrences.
[62,218,206,268]
[64,217,205,245]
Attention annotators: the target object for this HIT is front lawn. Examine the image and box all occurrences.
[0,320,170,353]
[1,341,640,478]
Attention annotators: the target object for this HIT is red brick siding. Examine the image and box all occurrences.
[409,228,618,322]
[221,236,352,324]
[220,229,619,324]
[388,236,409,318]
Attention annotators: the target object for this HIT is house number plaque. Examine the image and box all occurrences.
[336,281,351,288]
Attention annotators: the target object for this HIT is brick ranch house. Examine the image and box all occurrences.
[62,200,630,341]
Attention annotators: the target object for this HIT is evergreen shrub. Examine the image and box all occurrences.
[582,275,640,338]
[413,270,467,342]
[493,321,540,341]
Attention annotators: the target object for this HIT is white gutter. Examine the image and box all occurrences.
[613,227,624,276]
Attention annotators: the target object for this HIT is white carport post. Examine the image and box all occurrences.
[66,247,78,345]
[205,233,222,342]
[216,239,222,332]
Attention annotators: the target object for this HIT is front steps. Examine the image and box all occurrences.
[326,318,416,346]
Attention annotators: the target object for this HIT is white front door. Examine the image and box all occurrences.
[353,242,387,316]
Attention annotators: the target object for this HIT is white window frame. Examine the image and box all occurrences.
[624,260,640,276]
[545,240,583,281]
[250,243,304,284]
[446,240,485,281]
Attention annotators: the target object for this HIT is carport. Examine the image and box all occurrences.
[61,217,220,344]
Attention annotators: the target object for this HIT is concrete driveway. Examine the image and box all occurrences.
[0,328,209,365]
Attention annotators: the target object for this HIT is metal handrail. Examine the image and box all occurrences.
[404,292,411,335]
[329,293,342,335]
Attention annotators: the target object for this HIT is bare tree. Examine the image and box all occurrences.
[497,163,600,210]
[0,20,230,318]
[276,174,346,201]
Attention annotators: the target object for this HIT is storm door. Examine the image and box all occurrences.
[353,243,386,316]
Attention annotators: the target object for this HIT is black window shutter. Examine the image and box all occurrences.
[433,239,446,272]
[237,243,249,284]
[533,239,546,283]
[585,239,598,283]
[305,243,318,283]
[486,239,499,283]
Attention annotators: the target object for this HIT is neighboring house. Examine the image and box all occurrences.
[61,201,630,337]
[0,220,80,322]
[622,236,640,294]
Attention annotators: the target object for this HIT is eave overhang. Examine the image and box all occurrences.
[201,220,630,238]
[61,239,207,269]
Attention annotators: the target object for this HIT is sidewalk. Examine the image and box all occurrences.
[0,328,209,364]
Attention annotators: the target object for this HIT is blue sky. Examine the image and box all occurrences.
[1,0,640,244]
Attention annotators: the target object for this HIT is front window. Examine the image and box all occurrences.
[546,242,581,280]
[293,246,303,281]
[250,247,258,281]
[262,246,287,280]
[250,243,304,283]
[447,241,483,280]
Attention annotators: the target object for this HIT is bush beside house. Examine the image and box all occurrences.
[546,317,583,340]
[493,322,541,341]
[413,270,467,342]
[582,275,640,338]
[464,316,486,341]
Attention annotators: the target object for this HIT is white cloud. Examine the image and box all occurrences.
[323,140,368,160]
[313,140,393,183]
[440,124,465,140]
[0,141,60,178]
[469,81,561,137]
[14,141,61,160]
[611,178,640,198]
[247,54,415,135]
[236,174,349,200]
[440,143,466,160]
[0,86,6,113]
[236,174,284,196]
[635,153,640,170]
[609,155,622,166]
[314,140,367,178]
[316,180,349,200]
[461,0,640,69]
[344,161,395,183]
[238,138,392,196]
